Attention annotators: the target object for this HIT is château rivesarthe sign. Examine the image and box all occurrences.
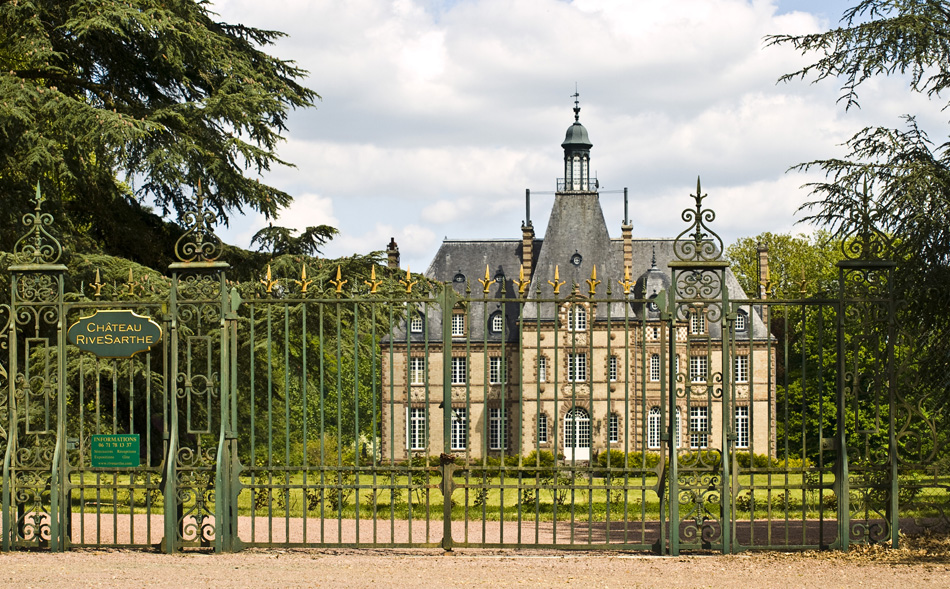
[67,309,162,358]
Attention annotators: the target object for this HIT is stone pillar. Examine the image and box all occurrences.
[621,223,633,274]
[521,223,535,283]
[757,243,769,298]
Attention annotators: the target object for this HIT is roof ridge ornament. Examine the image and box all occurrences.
[571,85,580,122]
[672,176,723,263]
[14,183,63,265]
[174,180,223,263]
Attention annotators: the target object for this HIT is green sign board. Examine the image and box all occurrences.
[67,309,162,358]
[90,434,140,468]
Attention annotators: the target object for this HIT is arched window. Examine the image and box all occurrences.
[490,312,504,333]
[735,310,747,331]
[564,408,591,461]
[647,407,661,449]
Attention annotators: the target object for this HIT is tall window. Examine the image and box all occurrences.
[407,407,426,450]
[689,406,708,449]
[451,312,465,336]
[690,311,706,334]
[650,353,661,382]
[568,305,587,331]
[608,356,619,382]
[568,353,587,382]
[647,406,661,449]
[735,406,749,449]
[409,356,425,385]
[490,313,504,333]
[451,408,467,451]
[451,357,467,384]
[689,355,708,383]
[489,407,508,450]
[538,356,547,382]
[609,413,619,443]
[675,407,682,448]
[537,413,548,444]
[735,355,749,383]
[409,314,424,333]
[489,357,506,384]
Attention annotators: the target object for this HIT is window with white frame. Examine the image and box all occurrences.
[407,407,426,450]
[735,406,749,449]
[734,310,747,331]
[451,407,467,450]
[489,407,508,450]
[538,413,548,444]
[647,406,661,449]
[690,311,706,334]
[650,353,661,382]
[735,355,749,383]
[409,314,424,333]
[568,353,587,382]
[409,356,425,385]
[675,407,682,448]
[608,356,619,382]
[609,413,619,443]
[451,312,465,337]
[568,305,587,331]
[689,355,708,383]
[489,356,506,384]
[538,356,547,383]
[689,405,709,449]
[490,312,504,333]
[451,356,467,384]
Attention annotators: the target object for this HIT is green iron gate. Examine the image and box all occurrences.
[2,185,946,553]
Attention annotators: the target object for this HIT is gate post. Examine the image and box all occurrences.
[4,186,68,551]
[439,284,456,552]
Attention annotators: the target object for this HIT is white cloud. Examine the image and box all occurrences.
[207,0,944,272]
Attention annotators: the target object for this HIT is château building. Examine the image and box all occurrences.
[381,99,774,462]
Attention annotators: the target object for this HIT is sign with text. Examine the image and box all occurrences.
[90,434,140,468]
[67,310,162,358]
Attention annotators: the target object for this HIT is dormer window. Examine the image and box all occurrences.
[490,312,504,333]
[409,314,424,333]
[735,310,747,331]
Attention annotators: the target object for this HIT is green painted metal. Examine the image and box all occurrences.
[1,182,943,555]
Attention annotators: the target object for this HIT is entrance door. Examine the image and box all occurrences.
[563,408,590,461]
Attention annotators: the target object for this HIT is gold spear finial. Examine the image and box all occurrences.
[125,268,138,295]
[514,264,530,296]
[329,266,348,294]
[294,264,314,294]
[364,265,383,294]
[260,264,277,294]
[91,268,105,298]
[548,265,565,295]
[478,264,492,294]
[586,265,600,297]
[399,267,417,294]
[618,265,633,295]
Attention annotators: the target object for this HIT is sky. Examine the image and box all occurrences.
[208,0,944,273]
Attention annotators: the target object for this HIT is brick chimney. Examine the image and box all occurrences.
[386,237,400,270]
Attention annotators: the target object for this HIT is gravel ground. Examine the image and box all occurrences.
[1,536,949,589]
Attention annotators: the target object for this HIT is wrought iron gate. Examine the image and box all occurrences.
[2,185,946,554]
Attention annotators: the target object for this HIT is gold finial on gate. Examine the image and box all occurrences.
[548,265,565,295]
[329,266,348,294]
[90,268,105,299]
[364,266,382,294]
[478,265,492,294]
[514,264,530,296]
[125,268,139,295]
[797,266,809,296]
[586,265,600,297]
[260,264,277,294]
[618,265,633,295]
[295,264,314,294]
[399,267,417,294]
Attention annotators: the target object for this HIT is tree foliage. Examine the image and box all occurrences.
[0,0,318,268]
[769,1,950,442]
[251,224,339,256]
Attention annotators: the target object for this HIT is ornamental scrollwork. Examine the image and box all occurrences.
[13,184,62,266]
[174,186,223,263]
[673,177,723,264]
